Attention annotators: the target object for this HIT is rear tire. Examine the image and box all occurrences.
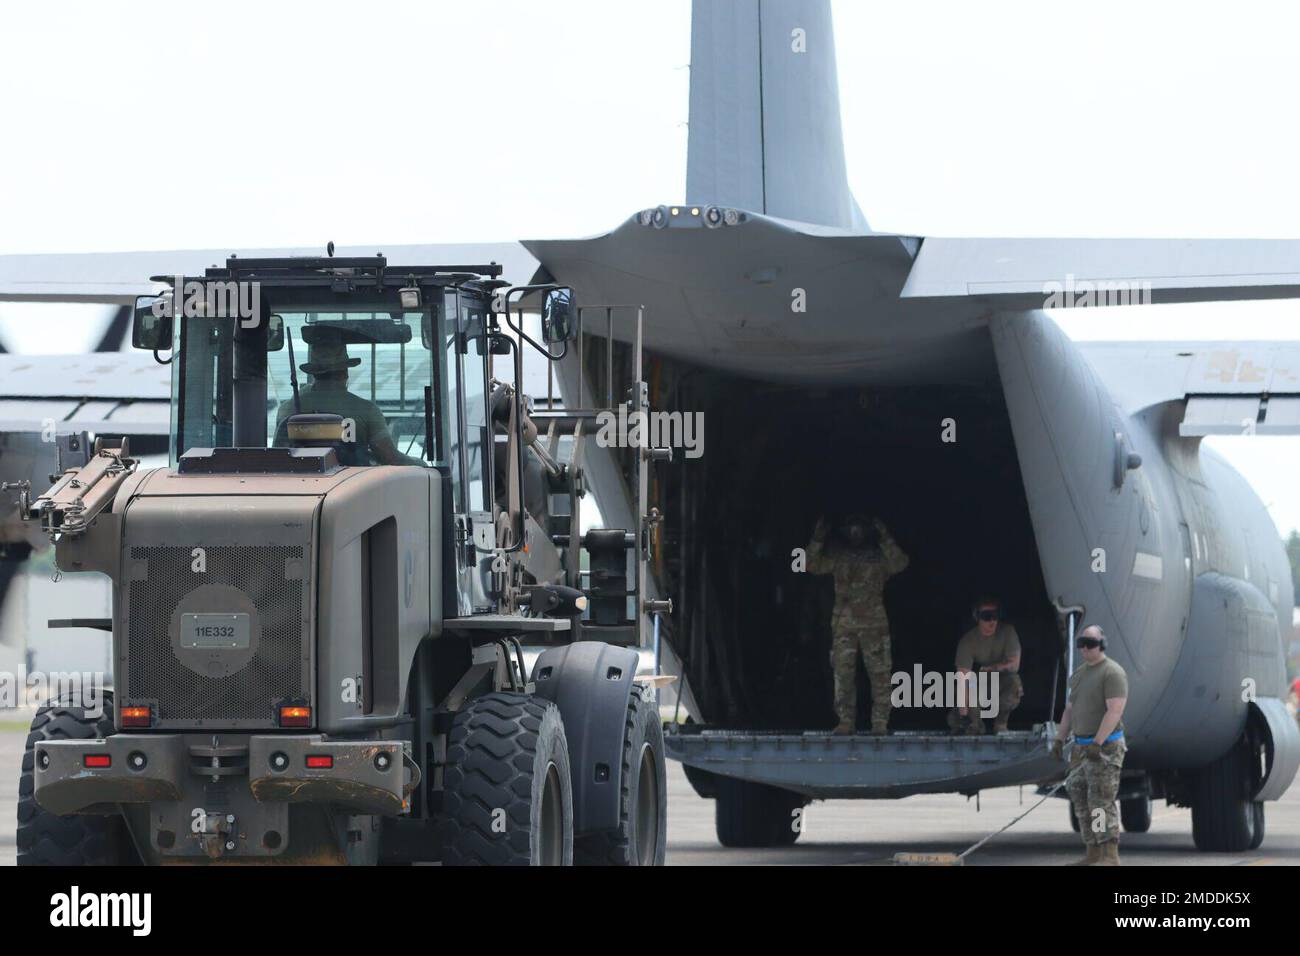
[1191,743,1258,852]
[715,778,806,848]
[574,689,667,865]
[17,694,139,866]
[438,692,574,865]
[1121,794,1152,833]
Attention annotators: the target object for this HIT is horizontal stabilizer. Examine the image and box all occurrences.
[903,237,1300,307]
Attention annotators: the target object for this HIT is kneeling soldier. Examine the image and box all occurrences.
[947,597,1023,734]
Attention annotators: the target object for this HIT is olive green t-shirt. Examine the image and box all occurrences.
[1068,656,1129,737]
[275,384,392,461]
[954,623,1021,671]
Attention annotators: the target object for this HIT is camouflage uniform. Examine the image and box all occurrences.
[1066,739,1127,845]
[807,520,909,733]
[1064,655,1129,850]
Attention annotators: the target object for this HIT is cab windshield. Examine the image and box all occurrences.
[173,307,433,467]
[270,312,429,466]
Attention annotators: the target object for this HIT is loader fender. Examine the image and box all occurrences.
[532,641,642,835]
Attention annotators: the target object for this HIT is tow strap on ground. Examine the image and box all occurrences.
[893,780,1066,866]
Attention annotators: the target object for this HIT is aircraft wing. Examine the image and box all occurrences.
[0,352,171,434]
[1077,340,1300,432]
[901,237,1300,307]
[0,242,540,304]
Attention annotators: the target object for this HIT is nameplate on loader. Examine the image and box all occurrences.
[181,613,251,649]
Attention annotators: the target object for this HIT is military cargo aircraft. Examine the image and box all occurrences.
[2,0,1298,855]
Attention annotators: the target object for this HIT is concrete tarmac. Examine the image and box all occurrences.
[2,726,1295,866]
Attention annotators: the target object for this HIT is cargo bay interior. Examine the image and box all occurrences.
[647,361,1066,734]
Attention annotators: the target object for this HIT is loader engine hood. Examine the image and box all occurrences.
[112,459,437,733]
[113,466,348,730]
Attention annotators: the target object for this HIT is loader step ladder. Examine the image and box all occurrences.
[529,304,671,647]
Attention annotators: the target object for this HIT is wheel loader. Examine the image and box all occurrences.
[14,254,672,865]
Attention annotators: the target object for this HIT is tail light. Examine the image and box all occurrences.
[278,704,311,728]
[84,754,112,768]
[121,705,151,728]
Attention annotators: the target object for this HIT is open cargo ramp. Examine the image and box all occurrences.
[666,725,1064,800]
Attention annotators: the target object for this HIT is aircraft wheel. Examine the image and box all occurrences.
[1190,743,1258,852]
[715,778,806,848]
[1121,794,1152,833]
[438,692,573,865]
[1248,801,1265,850]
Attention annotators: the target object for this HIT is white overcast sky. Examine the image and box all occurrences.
[3,0,1300,531]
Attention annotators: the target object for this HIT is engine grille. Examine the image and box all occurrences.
[125,545,309,727]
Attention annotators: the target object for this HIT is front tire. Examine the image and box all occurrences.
[438,692,574,865]
[575,689,667,865]
[17,694,139,866]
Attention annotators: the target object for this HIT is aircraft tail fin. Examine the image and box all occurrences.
[686,0,868,231]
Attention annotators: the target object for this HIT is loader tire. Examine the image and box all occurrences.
[438,692,573,865]
[574,689,667,865]
[715,777,806,848]
[17,694,139,866]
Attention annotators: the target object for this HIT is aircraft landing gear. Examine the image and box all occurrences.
[1191,739,1264,853]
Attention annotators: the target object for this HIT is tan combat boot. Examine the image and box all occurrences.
[833,720,855,736]
[1094,841,1120,866]
[870,722,889,736]
[1069,844,1101,866]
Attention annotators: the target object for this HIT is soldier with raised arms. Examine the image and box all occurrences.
[807,515,909,735]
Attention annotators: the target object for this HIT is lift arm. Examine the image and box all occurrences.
[21,437,136,539]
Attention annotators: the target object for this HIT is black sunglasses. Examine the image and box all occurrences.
[977,610,999,622]
[1076,638,1102,649]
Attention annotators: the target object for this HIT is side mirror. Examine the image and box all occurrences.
[132,295,173,351]
[267,314,285,351]
[541,287,575,344]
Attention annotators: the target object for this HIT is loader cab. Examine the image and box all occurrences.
[133,257,503,615]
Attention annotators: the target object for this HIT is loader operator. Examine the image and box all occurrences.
[274,339,423,467]
[807,515,908,735]
[1052,624,1128,866]
[947,596,1023,735]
